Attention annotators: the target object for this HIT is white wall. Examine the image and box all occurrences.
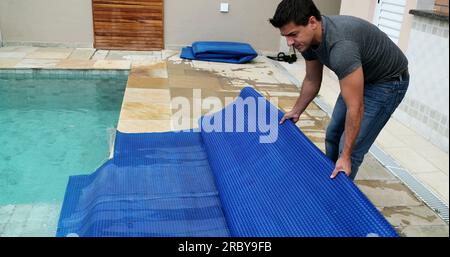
[395,15,449,152]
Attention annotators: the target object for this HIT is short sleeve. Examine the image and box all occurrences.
[329,40,362,80]
[301,48,318,61]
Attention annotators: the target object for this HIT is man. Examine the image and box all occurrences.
[270,0,409,180]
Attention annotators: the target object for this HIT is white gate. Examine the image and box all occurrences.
[373,0,407,44]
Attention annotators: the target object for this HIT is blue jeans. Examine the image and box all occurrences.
[325,76,409,180]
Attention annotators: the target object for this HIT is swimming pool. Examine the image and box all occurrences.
[0,71,127,236]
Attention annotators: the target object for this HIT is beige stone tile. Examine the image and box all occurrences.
[171,118,200,131]
[355,155,397,181]
[375,129,408,149]
[131,60,162,69]
[414,172,449,204]
[317,92,338,110]
[162,49,178,60]
[355,180,423,207]
[384,119,417,136]
[127,76,170,89]
[123,88,170,104]
[387,148,440,174]
[8,46,39,53]
[379,205,447,228]
[167,67,186,76]
[169,88,221,99]
[0,52,27,58]
[313,142,326,152]
[396,134,439,150]
[91,50,109,61]
[169,90,240,118]
[117,119,171,133]
[167,61,190,73]
[411,143,449,172]
[25,51,72,59]
[399,225,449,237]
[55,59,96,69]
[304,131,326,143]
[33,47,74,53]
[15,59,60,68]
[68,48,96,60]
[0,46,18,52]
[93,60,131,70]
[305,109,328,118]
[168,75,222,89]
[0,59,21,68]
[427,155,449,175]
[306,102,323,111]
[255,83,284,88]
[298,120,316,127]
[120,102,171,120]
[266,91,300,98]
[170,97,225,118]
[131,61,168,78]
[106,50,160,61]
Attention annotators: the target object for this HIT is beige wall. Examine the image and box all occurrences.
[166,0,339,52]
[0,0,342,52]
[399,0,417,52]
[315,0,342,16]
[164,0,281,52]
[339,0,377,21]
[0,0,93,47]
[165,0,341,52]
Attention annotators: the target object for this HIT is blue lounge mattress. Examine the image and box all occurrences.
[180,41,258,64]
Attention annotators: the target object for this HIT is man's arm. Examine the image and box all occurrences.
[280,59,323,124]
[330,66,364,179]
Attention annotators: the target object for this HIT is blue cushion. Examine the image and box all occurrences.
[180,41,258,64]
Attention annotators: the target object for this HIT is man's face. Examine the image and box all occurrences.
[280,18,318,53]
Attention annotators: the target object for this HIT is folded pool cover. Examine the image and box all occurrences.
[56,87,398,237]
[180,41,258,64]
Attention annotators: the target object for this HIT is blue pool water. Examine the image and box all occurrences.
[0,74,127,232]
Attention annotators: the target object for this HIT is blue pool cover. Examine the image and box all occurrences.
[56,87,398,237]
[180,41,258,64]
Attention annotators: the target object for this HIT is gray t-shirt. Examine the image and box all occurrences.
[302,15,408,84]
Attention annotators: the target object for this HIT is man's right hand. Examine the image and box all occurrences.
[279,110,301,124]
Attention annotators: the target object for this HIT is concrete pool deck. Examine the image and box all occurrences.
[0,46,448,237]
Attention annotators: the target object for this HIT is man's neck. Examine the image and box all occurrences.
[311,21,323,49]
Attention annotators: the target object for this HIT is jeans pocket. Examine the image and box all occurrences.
[363,87,392,117]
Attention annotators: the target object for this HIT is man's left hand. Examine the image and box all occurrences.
[330,157,352,179]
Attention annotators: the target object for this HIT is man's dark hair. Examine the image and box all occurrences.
[270,0,322,28]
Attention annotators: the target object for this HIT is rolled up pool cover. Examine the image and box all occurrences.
[180,41,258,64]
[56,87,398,237]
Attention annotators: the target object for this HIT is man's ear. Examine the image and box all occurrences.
[309,16,317,28]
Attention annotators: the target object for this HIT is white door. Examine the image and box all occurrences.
[373,0,407,44]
